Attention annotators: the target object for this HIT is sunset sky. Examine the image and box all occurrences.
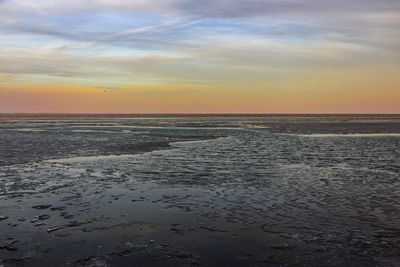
[0,0,399,113]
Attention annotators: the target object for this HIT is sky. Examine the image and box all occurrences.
[0,0,399,113]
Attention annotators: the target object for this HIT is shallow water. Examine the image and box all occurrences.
[298,133,400,137]
[1,115,400,266]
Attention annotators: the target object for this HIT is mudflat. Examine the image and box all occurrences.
[1,114,400,266]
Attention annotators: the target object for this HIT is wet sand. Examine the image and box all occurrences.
[1,115,400,266]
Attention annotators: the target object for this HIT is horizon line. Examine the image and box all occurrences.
[1,113,400,116]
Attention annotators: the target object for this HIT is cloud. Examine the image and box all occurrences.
[178,0,399,18]
[1,1,398,54]
[2,38,397,90]
[3,0,399,17]
[0,0,399,92]
[0,87,22,93]
[0,74,19,83]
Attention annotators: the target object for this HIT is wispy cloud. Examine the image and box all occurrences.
[3,0,399,17]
